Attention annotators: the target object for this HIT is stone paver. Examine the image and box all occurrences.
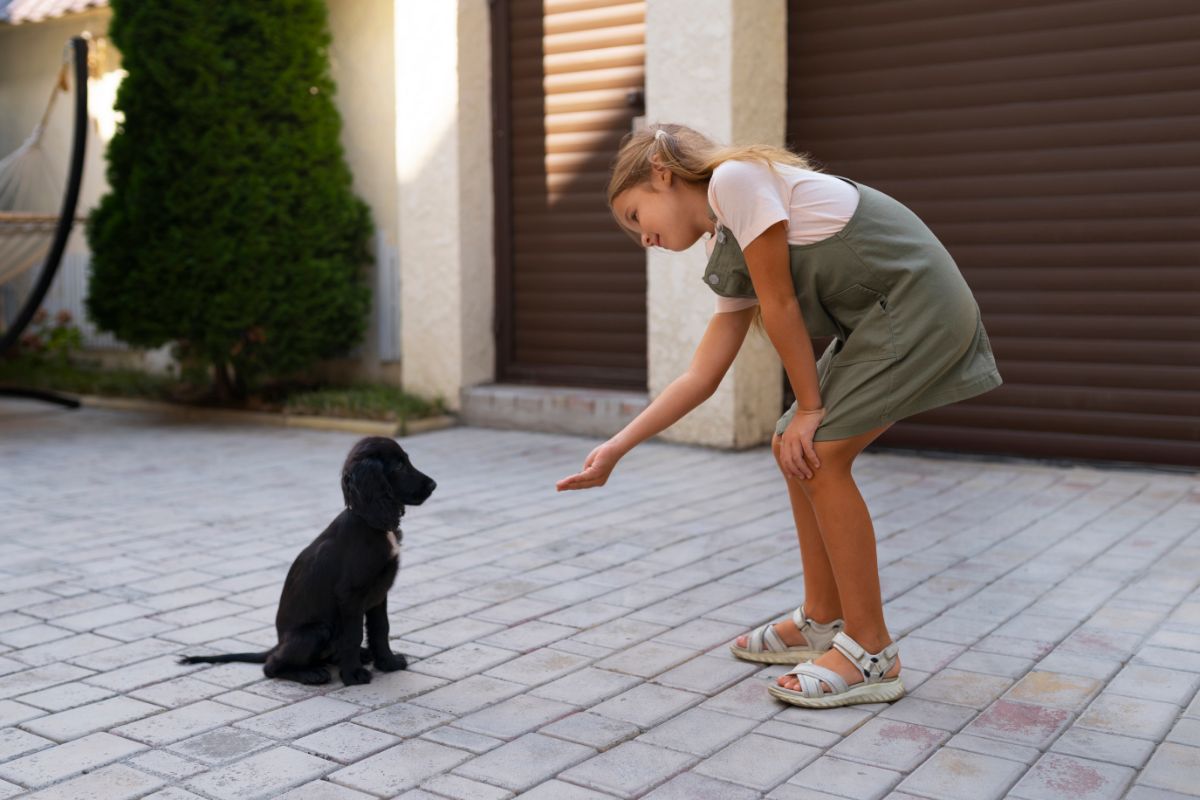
[1009,751,1136,800]
[0,405,1197,798]
[328,738,470,796]
[452,731,595,791]
[0,731,146,788]
[22,763,164,799]
[185,746,333,800]
[1135,741,1200,795]
[694,733,822,792]
[291,722,399,764]
[560,740,698,797]
[829,717,951,773]
[787,754,904,800]
[540,710,640,749]
[894,747,1024,799]
[590,682,704,728]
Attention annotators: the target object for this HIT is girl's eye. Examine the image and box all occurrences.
[631,212,638,223]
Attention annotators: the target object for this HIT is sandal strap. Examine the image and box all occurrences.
[831,631,898,682]
[790,606,806,629]
[745,607,845,654]
[749,620,787,653]
[762,623,787,652]
[785,661,848,698]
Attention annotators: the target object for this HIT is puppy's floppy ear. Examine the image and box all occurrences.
[342,457,400,531]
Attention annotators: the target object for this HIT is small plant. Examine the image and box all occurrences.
[15,309,84,363]
[284,383,445,423]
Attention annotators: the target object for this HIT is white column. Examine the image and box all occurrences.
[395,0,495,408]
[645,0,787,447]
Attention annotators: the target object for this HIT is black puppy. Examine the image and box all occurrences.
[179,437,435,684]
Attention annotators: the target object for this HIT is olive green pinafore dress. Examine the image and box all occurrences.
[704,178,1003,442]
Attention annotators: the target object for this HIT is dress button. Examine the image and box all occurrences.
[708,275,720,285]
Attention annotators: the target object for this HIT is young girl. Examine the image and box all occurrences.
[556,123,1002,708]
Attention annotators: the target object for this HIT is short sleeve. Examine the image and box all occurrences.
[708,160,790,249]
[714,296,759,314]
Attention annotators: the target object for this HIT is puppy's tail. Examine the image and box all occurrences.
[178,651,270,665]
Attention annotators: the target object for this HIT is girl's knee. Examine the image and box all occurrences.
[797,455,854,495]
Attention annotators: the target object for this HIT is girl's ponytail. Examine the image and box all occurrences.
[607,123,816,208]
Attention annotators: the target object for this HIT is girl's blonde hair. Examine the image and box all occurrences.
[606,122,817,207]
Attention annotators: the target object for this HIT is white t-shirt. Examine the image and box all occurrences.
[704,160,859,313]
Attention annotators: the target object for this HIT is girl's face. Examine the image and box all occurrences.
[612,165,713,252]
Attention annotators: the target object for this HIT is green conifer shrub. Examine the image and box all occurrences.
[87,0,372,399]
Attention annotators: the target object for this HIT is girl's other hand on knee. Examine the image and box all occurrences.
[556,440,623,491]
[781,410,824,480]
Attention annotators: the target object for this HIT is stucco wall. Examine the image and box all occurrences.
[395,0,494,409]
[325,0,402,381]
[645,0,786,448]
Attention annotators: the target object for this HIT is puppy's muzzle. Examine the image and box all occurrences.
[410,477,436,505]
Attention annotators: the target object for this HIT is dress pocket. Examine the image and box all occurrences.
[702,235,757,299]
[820,284,897,365]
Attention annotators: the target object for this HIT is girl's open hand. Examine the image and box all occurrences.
[779,407,824,480]
[556,441,622,491]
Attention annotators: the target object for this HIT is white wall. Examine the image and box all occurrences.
[394,0,495,409]
[327,0,402,380]
[644,0,786,447]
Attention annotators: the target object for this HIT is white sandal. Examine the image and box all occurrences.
[729,606,843,665]
[768,630,905,708]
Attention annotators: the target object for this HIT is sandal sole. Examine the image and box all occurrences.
[767,677,905,708]
[728,645,827,664]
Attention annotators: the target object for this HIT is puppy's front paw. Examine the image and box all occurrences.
[298,667,331,685]
[341,666,372,685]
[374,652,408,672]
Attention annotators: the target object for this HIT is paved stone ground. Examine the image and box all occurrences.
[1,400,1198,800]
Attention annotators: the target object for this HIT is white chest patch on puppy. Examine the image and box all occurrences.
[386,530,400,558]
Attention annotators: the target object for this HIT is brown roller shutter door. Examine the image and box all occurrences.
[787,0,1200,468]
[494,0,647,389]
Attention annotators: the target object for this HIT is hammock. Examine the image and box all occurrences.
[0,36,88,408]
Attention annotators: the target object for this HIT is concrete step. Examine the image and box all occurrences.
[460,383,649,438]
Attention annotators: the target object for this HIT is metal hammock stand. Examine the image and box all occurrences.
[0,36,89,409]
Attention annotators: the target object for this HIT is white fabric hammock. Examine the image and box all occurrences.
[0,63,70,332]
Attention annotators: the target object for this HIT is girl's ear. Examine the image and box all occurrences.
[649,159,672,187]
[647,155,672,185]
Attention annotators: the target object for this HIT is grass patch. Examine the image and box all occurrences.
[0,356,173,400]
[0,356,444,423]
[283,384,445,423]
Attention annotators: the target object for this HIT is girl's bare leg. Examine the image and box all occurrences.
[735,436,843,650]
[778,423,900,693]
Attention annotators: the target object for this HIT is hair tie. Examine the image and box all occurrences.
[654,128,668,141]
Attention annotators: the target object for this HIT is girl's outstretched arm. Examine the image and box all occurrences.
[556,306,756,491]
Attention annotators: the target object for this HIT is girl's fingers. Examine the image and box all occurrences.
[782,441,798,478]
[556,467,607,491]
[796,441,813,480]
[804,442,821,471]
[784,439,810,480]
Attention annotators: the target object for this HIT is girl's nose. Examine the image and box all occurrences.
[641,233,653,248]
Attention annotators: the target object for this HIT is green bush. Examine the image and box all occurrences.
[87,0,372,400]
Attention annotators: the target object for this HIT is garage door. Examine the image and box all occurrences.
[787,0,1200,467]
[494,0,647,389]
